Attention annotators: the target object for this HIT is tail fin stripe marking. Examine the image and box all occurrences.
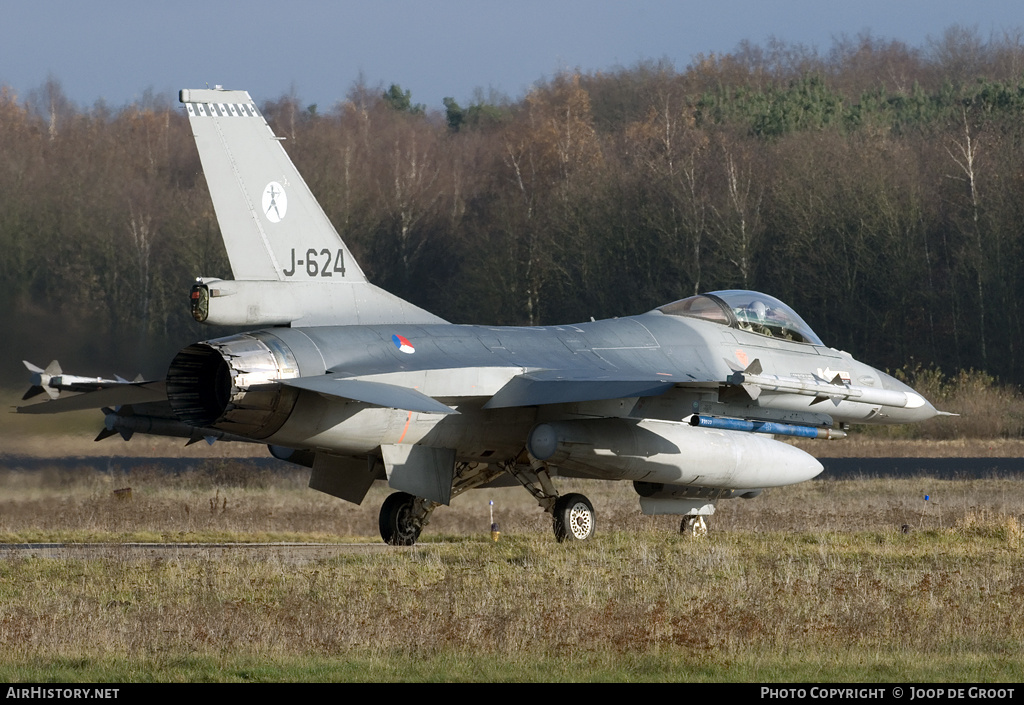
[187,103,261,119]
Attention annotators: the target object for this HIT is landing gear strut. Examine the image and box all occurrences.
[505,456,596,543]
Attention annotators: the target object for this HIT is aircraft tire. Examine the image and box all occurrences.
[553,493,595,542]
[379,491,422,546]
[680,515,708,538]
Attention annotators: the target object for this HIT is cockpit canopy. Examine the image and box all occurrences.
[656,290,824,346]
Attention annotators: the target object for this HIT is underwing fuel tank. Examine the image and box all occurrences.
[527,418,822,488]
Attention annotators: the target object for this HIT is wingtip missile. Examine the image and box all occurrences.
[22,360,63,400]
[22,360,63,376]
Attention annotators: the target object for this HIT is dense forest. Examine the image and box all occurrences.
[3,27,1024,387]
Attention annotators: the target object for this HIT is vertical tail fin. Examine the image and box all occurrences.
[180,87,365,283]
[180,87,443,326]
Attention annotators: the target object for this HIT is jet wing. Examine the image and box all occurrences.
[280,375,459,415]
[17,381,168,414]
[483,370,676,409]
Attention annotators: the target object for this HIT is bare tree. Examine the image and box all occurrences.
[946,107,986,367]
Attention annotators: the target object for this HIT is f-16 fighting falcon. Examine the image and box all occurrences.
[19,87,945,545]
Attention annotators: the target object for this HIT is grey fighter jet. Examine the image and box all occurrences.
[19,88,943,544]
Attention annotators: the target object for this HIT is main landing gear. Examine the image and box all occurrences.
[377,455,598,545]
[504,456,595,543]
[378,491,436,546]
[378,461,507,545]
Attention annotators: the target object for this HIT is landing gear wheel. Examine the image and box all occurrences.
[379,492,422,546]
[681,515,708,538]
[553,493,595,542]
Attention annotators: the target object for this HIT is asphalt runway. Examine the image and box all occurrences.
[818,456,1024,478]
[0,542,401,563]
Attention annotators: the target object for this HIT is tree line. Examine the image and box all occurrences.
[3,27,1024,388]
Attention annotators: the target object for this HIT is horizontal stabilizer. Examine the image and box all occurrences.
[280,376,458,415]
[17,382,168,414]
[484,370,674,409]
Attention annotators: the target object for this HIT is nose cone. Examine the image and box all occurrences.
[877,371,938,423]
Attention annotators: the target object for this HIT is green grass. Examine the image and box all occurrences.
[1,650,1021,682]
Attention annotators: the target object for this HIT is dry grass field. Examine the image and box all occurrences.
[0,456,1022,682]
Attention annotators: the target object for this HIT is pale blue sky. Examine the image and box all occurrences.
[3,1,1022,111]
